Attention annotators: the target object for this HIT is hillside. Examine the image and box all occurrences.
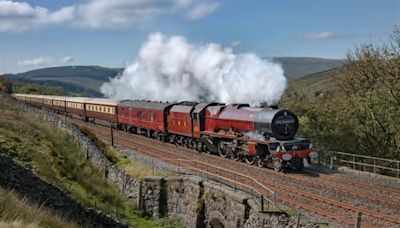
[271,57,344,80]
[6,66,122,96]
[282,68,341,101]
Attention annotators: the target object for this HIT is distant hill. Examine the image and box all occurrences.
[5,57,344,96]
[7,66,122,96]
[271,57,345,80]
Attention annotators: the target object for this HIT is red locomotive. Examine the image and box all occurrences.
[13,94,318,171]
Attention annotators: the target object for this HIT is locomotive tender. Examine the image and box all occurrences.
[13,93,318,171]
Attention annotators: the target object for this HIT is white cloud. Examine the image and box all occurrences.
[230,40,241,48]
[61,56,73,63]
[18,56,74,67]
[0,1,75,32]
[74,0,220,28]
[18,57,54,66]
[299,31,336,40]
[0,0,219,32]
[188,2,219,20]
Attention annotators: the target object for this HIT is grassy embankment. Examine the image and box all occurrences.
[0,187,79,228]
[80,127,172,180]
[0,96,182,228]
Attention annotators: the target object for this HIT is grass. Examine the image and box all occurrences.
[0,187,79,228]
[0,96,181,227]
[80,126,172,180]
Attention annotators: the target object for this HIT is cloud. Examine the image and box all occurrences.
[18,57,53,66]
[230,40,241,48]
[75,0,220,28]
[0,0,75,32]
[299,31,336,40]
[18,56,73,67]
[0,0,219,32]
[61,56,73,63]
[187,2,219,20]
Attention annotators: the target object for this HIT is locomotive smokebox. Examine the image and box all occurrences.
[255,109,299,140]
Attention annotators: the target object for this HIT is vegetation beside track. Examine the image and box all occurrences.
[80,126,173,180]
[281,27,400,161]
[0,186,79,228]
[0,96,182,227]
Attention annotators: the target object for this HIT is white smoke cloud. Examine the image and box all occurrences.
[101,33,287,106]
[244,131,265,141]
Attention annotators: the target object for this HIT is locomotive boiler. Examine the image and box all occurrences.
[205,104,299,140]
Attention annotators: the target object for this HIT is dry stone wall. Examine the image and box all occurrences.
[140,175,293,228]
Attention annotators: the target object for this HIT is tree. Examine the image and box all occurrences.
[336,27,400,160]
[0,76,12,94]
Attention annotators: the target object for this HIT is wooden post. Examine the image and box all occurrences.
[260,194,264,212]
[354,212,362,228]
[110,124,114,146]
[295,212,301,228]
[330,155,334,170]
[353,155,356,170]
[137,181,142,210]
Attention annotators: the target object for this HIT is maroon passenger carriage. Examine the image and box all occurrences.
[117,100,174,139]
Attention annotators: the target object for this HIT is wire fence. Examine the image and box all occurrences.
[319,150,400,178]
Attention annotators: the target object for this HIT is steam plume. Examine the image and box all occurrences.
[101,33,287,106]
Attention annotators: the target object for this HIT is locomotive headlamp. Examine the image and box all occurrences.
[309,151,318,159]
[282,153,292,161]
[309,143,313,149]
[276,146,281,152]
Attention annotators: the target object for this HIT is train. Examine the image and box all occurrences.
[12,93,318,171]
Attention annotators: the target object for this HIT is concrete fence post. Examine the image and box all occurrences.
[272,192,277,208]
[330,154,335,170]
[373,158,376,173]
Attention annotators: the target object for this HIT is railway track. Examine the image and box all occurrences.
[66,117,400,227]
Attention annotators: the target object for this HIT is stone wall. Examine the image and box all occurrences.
[0,153,127,228]
[42,111,141,204]
[140,175,292,228]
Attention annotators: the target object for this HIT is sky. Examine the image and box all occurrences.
[0,0,399,74]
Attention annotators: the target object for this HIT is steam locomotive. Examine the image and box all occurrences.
[13,94,318,171]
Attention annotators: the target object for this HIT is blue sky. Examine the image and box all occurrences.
[0,0,399,73]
